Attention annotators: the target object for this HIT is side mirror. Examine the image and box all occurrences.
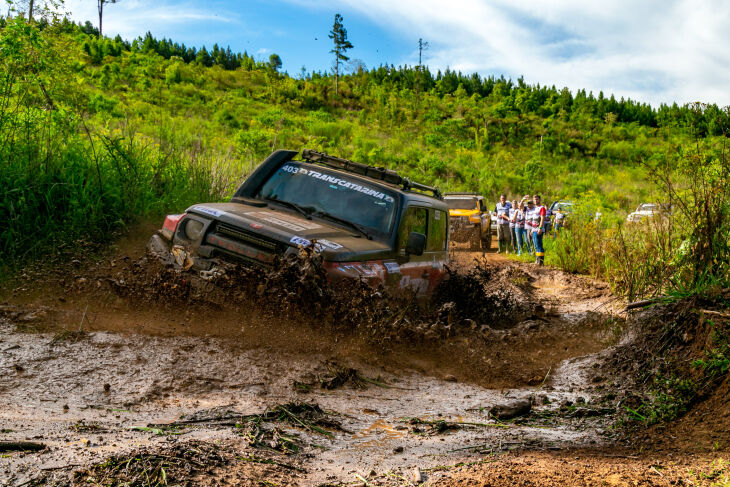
[405,232,426,256]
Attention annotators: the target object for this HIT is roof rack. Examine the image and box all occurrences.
[444,192,480,196]
[300,149,442,199]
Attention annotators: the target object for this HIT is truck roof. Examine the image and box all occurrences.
[300,149,442,199]
[234,149,447,211]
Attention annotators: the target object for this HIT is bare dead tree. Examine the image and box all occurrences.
[97,0,119,37]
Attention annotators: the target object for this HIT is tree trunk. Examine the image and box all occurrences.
[334,59,339,95]
[28,0,34,21]
[98,1,103,37]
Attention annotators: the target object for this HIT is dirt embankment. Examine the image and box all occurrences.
[0,228,728,486]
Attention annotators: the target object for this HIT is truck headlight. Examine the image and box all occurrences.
[184,219,205,240]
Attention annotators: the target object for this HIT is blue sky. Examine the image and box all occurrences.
[63,0,730,107]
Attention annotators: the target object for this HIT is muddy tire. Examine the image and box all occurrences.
[147,234,174,266]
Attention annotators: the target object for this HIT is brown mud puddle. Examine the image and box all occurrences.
[0,317,616,486]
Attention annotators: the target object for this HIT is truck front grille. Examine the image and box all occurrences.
[215,222,278,252]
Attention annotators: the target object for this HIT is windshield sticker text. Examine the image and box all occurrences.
[282,164,395,203]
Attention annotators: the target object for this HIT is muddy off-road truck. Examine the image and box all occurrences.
[443,193,492,251]
[148,149,450,295]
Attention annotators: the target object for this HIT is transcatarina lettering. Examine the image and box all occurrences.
[281,164,394,203]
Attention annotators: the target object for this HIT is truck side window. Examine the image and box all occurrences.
[427,209,447,251]
[479,199,486,212]
[399,207,428,250]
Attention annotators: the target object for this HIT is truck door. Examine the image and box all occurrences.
[478,198,488,234]
[426,208,448,292]
[397,206,447,294]
[397,206,429,293]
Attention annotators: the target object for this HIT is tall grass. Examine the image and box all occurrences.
[530,130,730,300]
[545,218,677,300]
[0,109,236,269]
[0,18,241,272]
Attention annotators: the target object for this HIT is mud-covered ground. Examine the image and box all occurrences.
[0,231,728,486]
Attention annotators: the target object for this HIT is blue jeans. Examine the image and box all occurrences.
[516,227,527,255]
[533,229,544,259]
[523,229,533,254]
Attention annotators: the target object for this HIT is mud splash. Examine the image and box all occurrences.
[94,246,549,346]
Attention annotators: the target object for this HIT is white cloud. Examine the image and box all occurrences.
[293,0,730,106]
[63,0,237,40]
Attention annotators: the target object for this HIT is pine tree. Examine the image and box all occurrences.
[328,13,353,95]
[268,54,282,72]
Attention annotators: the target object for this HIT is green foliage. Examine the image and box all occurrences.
[625,375,697,425]
[693,319,730,379]
[688,459,730,486]
[626,318,729,427]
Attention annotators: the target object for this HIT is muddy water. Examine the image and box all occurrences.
[0,251,624,486]
[0,322,608,486]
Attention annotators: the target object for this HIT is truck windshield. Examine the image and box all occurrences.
[445,197,477,210]
[257,162,397,236]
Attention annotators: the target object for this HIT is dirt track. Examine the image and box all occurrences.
[0,235,727,486]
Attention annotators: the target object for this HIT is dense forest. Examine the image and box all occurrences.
[1,16,728,297]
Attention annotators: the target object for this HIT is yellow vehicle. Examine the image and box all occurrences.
[444,193,492,251]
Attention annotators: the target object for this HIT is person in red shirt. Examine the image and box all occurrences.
[532,194,547,265]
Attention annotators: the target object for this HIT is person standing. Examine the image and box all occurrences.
[532,194,547,265]
[514,200,527,255]
[553,207,566,238]
[494,194,511,254]
[508,199,518,253]
[524,197,535,255]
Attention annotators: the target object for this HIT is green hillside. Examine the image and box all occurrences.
[1,17,729,294]
[65,24,707,211]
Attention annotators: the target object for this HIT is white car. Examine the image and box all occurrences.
[627,203,669,223]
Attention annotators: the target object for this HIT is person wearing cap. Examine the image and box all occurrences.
[494,194,511,254]
[532,194,547,265]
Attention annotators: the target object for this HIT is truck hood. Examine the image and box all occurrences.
[449,209,479,217]
[629,210,657,218]
[187,202,392,262]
